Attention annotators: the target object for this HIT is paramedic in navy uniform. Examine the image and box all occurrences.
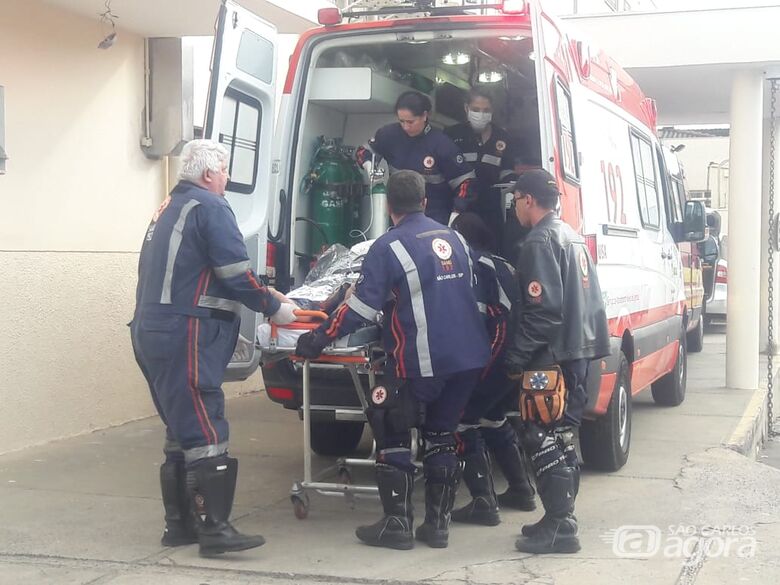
[296,170,490,550]
[130,139,297,557]
[355,91,478,226]
[445,88,517,248]
[503,169,610,555]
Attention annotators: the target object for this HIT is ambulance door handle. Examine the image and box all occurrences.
[661,250,669,260]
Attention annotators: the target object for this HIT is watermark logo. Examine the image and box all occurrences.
[602,525,757,564]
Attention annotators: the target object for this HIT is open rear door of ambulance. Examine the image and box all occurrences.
[204,0,278,380]
[529,1,556,176]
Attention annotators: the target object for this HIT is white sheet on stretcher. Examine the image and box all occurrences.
[256,323,379,351]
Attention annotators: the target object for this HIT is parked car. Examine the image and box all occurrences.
[701,211,727,326]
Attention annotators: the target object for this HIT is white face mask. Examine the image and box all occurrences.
[467,110,492,131]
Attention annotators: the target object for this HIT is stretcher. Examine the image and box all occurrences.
[257,309,386,519]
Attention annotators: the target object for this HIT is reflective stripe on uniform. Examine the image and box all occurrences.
[416,228,450,239]
[448,170,477,189]
[424,173,446,185]
[477,301,487,314]
[463,152,479,162]
[453,231,474,288]
[184,441,229,463]
[213,259,250,279]
[481,154,502,167]
[499,169,515,180]
[160,199,201,304]
[478,256,512,311]
[478,417,507,429]
[197,295,243,314]
[389,240,433,377]
[346,294,379,322]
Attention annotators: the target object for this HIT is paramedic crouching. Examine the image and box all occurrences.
[130,139,297,557]
[504,170,610,554]
[295,170,490,550]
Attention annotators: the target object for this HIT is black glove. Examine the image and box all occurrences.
[295,330,329,360]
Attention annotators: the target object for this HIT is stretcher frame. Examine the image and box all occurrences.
[259,310,386,519]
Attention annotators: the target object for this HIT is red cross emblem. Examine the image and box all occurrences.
[528,281,543,298]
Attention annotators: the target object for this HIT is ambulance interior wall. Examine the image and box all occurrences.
[0,1,261,455]
[293,104,397,287]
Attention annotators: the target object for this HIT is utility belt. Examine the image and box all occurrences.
[137,303,237,323]
[517,365,567,426]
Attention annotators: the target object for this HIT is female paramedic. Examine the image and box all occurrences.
[355,91,478,226]
[450,213,536,527]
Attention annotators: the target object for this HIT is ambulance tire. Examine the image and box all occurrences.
[687,316,704,353]
[310,421,365,456]
[579,352,631,472]
[651,330,688,407]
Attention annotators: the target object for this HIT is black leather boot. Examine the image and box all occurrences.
[415,465,460,548]
[451,450,500,526]
[492,441,536,511]
[515,466,580,554]
[187,456,265,557]
[356,464,414,550]
[523,429,580,537]
[160,461,199,546]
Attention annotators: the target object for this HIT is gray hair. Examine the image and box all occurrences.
[178,139,229,183]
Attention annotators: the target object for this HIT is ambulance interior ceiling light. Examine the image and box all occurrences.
[442,52,471,65]
[478,70,504,83]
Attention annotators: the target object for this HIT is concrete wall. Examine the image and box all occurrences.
[0,1,259,455]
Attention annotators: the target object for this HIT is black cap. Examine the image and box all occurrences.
[514,169,559,208]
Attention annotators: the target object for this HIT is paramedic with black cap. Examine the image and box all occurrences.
[296,170,490,550]
[504,169,610,554]
[355,91,478,226]
[445,88,517,247]
[130,139,297,557]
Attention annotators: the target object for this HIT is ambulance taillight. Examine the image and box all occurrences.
[585,234,598,265]
[266,242,277,279]
[318,7,342,25]
[715,261,728,285]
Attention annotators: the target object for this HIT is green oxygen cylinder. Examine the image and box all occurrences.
[368,181,389,240]
[308,139,350,254]
[345,150,366,244]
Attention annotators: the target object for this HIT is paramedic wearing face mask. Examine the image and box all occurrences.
[503,170,610,555]
[355,91,478,226]
[130,139,297,557]
[445,89,517,250]
[296,171,490,551]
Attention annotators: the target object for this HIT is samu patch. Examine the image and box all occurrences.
[527,280,543,303]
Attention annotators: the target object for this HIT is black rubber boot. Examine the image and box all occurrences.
[415,465,460,548]
[492,442,536,511]
[187,456,266,557]
[356,464,414,550]
[160,461,199,546]
[451,450,500,526]
[515,467,580,554]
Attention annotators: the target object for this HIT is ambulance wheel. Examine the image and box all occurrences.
[580,352,631,472]
[652,331,687,407]
[292,494,309,520]
[687,316,704,353]
[310,421,365,456]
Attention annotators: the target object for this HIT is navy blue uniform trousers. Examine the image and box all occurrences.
[131,312,238,461]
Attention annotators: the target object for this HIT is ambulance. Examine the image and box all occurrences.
[204,0,707,471]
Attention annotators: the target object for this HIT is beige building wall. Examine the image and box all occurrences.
[0,1,259,455]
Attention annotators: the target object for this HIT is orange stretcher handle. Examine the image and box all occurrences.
[293,309,329,321]
[269,308,330,340]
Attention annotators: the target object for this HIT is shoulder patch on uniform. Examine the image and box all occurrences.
[432,238,453,260]
[456,154,465,164]
[578,250,589,276]
[527,280,543,298]
[423,155,436,169]
[151,195,172,223]
[371,386,387,405]
[495,140,506,152]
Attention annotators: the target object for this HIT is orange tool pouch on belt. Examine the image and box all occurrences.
[519,366,567,426]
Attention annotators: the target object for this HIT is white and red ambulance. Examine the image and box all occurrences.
[204,0,706,471]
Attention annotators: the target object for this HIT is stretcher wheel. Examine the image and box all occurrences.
[338,467,353,485]
[291,494,309,520]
